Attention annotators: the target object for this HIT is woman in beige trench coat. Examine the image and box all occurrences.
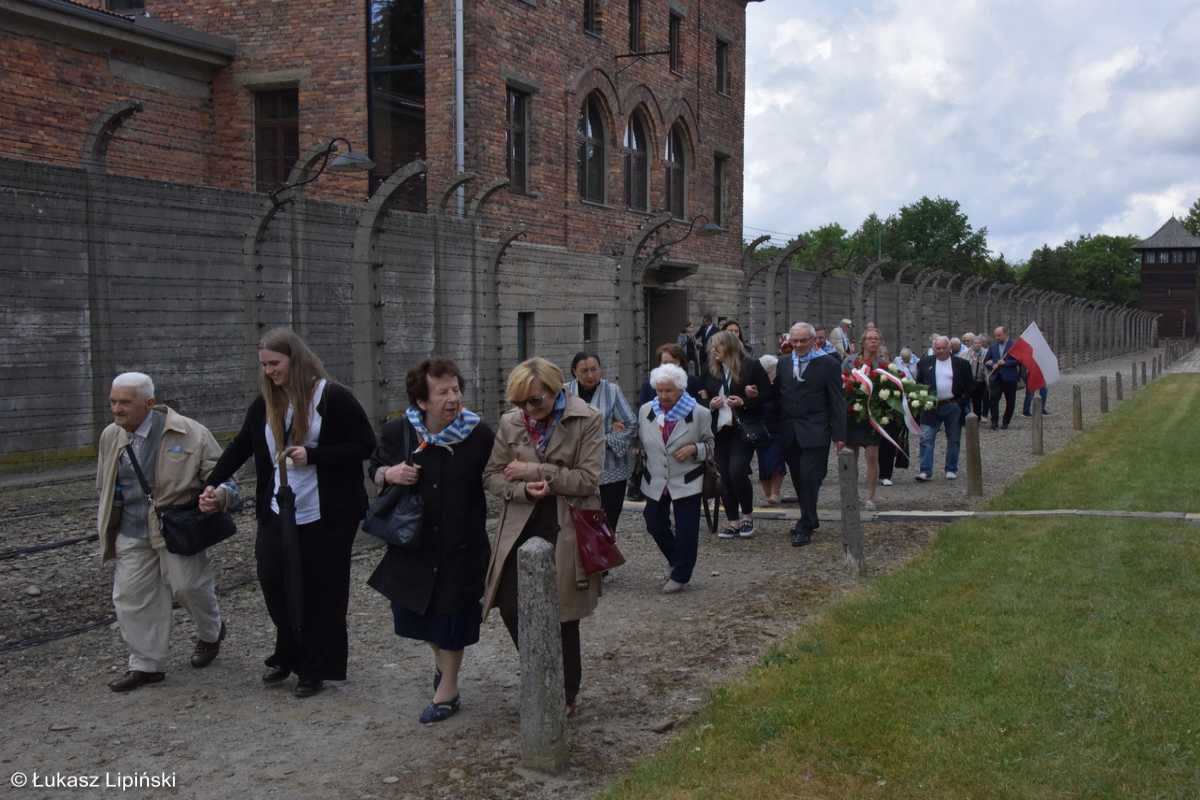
[483,357,604,715]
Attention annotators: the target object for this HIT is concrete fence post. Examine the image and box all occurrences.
[1099,376,1109,413]
[837,449,865,578]
[965,415,983,498]
[518,538,568,774]
[1115,371,1123,401]
[1032,398,1044,455]
[1072,385,1083,431]
[1141,361,1148,386]
[1131,361,1138,390]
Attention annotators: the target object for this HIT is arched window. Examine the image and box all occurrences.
[664,123,686,219]
[623,112,649,211]
[577,94,606,203]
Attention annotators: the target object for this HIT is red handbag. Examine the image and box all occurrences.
[570,505,626,575]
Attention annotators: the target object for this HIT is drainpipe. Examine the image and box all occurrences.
[454,0,465,215]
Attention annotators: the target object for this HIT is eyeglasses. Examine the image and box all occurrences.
[514,395,546,409]
[792,336,812,344]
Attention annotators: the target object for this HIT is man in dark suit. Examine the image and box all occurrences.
[694,314,718,373]
[984,326,1019,430]
[914,336,974,481]
[774,321,846,547]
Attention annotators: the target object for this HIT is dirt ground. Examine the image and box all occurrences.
[0,345,1169,800]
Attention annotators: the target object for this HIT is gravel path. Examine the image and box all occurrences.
[0,345,1179,800]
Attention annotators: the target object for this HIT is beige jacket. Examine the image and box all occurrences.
[95,407,229,561]
[482,397,604,622]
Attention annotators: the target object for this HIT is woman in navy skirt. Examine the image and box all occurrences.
[367,358,494,724]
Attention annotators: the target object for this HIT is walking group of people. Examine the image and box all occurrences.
[94,317,1039,725]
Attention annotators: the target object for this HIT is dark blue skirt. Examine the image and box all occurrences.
[755,439,788,480]
[391,601,482,651]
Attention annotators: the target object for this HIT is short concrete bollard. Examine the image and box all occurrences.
[1141,361,1148,386]
[1132,361,1138,390]
[1032,398,1044,455]
[965,415,983,498]
[836,448,865,578]
[1115,371,1124,401]
[1100,376,1109,413]
[1072,385,1083,431]
[518,538,568,774]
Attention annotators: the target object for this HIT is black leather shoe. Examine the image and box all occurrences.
[191,621,226,669]
[109,670,165,692]
[262,666,291,685]
[790,528,812,547]
[293,678,325,698]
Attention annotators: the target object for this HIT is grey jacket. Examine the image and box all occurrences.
[637,402,714,501]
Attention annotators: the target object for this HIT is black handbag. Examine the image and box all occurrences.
[361,422,424,549]
[626,447,647,501]
[125,444,237,556]
[736,411,771,447]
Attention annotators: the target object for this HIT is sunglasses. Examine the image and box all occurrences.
[514,395,547,409]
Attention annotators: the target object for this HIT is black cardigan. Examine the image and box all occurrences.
[366,418,495,616]
[206,383,376,529]
[701,358,773,433]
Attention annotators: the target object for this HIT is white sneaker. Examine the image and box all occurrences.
[915,472,931,482]
[863,499,876,511]
[945,471,958,480]
[880,478,894,486]
[662,579,687,594]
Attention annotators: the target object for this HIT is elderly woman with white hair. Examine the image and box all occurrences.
[638,363,714,594]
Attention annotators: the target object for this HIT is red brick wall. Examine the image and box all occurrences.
[0,29,214,184]
[425,0,747,264]
[148,0,369,201]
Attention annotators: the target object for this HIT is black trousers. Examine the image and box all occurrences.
[256,513,356,681]
[495,528,582,706]
[971,380,990,419]
[599,480,626,535]
[878,429,906,480]
[989,379,1018,427]
[714,427,755,521]
[785,443,830,534]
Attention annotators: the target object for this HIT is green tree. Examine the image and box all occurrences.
[1019,235,1139,304]
[1184,197,1200,236]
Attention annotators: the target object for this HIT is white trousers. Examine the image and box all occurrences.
[112,534,221,673]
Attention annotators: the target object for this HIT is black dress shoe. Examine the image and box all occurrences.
[109,670,165,693]
[293,678,325,698]
[262,666,291,685]
[191,621,226,669]
[790,528,812,547]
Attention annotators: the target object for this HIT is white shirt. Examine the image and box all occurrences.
[267,379,327,524]
[935,358,954,400]
[124,412,155,464]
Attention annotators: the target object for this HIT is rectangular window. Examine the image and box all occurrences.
[106,0,145,10]
[517,312,535,362]
[712,155,727,227]
[669,13,683,73]
[506,87,530,193]
[716,39,730,93]
[628,0,641,52]
[584,0,599,35]
[1188,251,1197,264]
[583,313,599,347]
[254,89,299,192]
[368,0,426,207]
[1173,250,1184,263]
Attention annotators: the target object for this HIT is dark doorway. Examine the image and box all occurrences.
[644,288,689,367]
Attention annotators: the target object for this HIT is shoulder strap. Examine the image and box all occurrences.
[403,420,414,465]
[124,443,154,504]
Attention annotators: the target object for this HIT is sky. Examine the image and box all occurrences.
[743,0,1200,262]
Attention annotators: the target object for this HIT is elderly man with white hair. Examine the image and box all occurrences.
[96,372,238,692]
[914,337,974,481]
[638,363,714,593]
[773,322,847,547]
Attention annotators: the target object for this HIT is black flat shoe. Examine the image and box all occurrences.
[419,695,460,724]
[109,670,165,693]
[262,666,291,685]
[293,678,325,698]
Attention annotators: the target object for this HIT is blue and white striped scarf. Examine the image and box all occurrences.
[405,406,481,452]
[651,391,697,424]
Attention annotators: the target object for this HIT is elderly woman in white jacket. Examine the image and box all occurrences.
[638,363,715,594]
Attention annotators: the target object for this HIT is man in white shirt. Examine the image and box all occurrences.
[830,319,853,357]
[914,337,973,482]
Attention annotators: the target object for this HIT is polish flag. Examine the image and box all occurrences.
[1009,322,1060,392]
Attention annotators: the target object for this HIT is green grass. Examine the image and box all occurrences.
[604,376,1200,800]
[993,374,1200,512]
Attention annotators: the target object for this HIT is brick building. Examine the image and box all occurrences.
[1134,216,1200,339]
[1,0,754,269]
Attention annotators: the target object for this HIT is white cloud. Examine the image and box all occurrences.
[744,1,1200,260]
